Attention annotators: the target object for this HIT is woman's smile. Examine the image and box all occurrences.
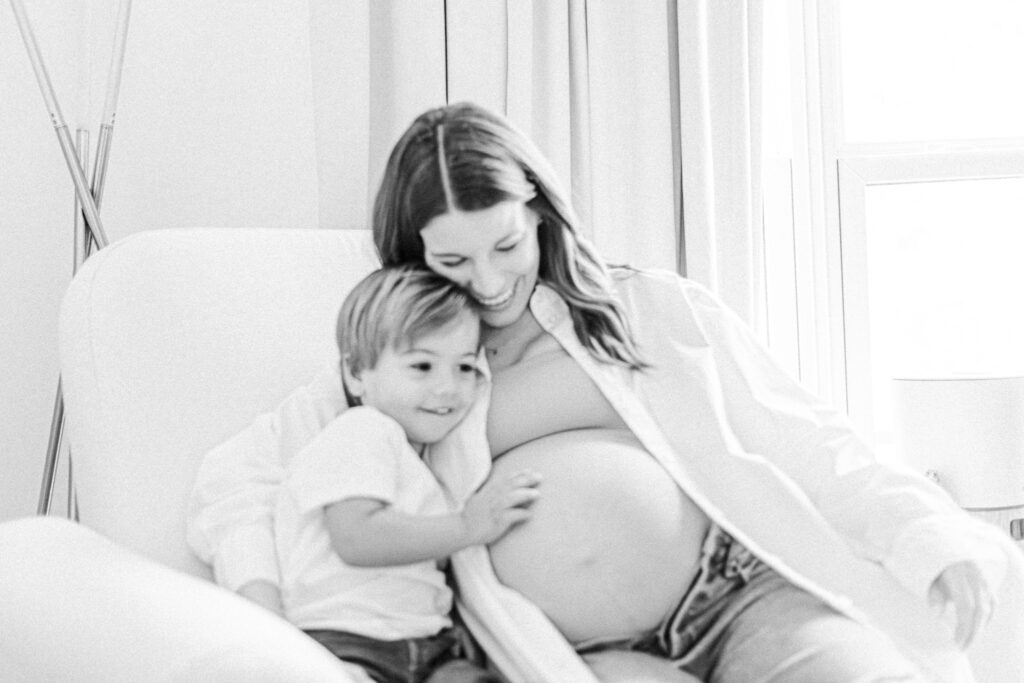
[420,200,541,330]
[474,281,518,310]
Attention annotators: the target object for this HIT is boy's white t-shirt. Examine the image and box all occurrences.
[275,405,455,639]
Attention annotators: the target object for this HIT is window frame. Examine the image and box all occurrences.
[771,0,1024,439]
[837,148,1024,436]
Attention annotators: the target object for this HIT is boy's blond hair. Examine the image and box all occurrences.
[336,265,480,407]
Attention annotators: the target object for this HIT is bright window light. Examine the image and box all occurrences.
[839,0,1024,143]
[864,177,1024,445]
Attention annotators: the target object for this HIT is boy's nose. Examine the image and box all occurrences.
[431,369,459,396]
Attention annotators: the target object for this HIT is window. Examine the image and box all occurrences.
[763,0,1024,459]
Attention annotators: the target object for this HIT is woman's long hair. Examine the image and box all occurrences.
[372,102,646,370]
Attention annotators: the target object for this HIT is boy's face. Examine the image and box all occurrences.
[346,312,481,453]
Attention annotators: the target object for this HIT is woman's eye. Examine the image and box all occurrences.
[496,242,518,253]
[438,258,466,268]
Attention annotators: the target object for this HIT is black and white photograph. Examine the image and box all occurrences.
[1,2,1022,681]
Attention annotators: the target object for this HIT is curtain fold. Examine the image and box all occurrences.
[676,0,765,329]
[309,0,446,231]
[307,0,764,326]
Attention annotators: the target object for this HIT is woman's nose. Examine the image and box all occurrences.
[470,261,505,299]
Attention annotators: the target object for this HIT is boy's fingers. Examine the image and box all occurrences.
[509,470,542,487]
[506,487,540,508]
[501,508,532,526]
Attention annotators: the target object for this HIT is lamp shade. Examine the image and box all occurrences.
[892,375,1024,509]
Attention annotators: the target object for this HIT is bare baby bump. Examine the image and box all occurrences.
[488,429,709,644]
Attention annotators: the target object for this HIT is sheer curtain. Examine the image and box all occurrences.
[676,0,765,329]
[308,0,764,325]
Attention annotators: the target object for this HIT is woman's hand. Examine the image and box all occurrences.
[927,560,995,649]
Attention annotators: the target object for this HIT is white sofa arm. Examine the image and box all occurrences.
[0,517,372,683]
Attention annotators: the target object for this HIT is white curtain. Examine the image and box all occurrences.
[308,0,763,325]
[676,0,765,330]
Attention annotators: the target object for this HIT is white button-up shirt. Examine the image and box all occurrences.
[189,270,1021,683]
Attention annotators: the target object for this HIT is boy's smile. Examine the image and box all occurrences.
[345,311,481,453]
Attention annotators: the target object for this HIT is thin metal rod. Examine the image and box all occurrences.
[9,0,109,248]
[91,125,114,214]
[68,458,79,521]
[101,0,132,129]
[36,380,65,514]
[92,0,132,210]
[38,128,90,516]
[67,130,90,519]
[32,0,134,515]
[74,129,91,270]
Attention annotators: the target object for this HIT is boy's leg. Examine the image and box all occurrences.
[304,629,408,683]
[424,658,502,683]
[417,627,503,683]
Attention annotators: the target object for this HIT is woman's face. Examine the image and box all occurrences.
[420,201,541,330]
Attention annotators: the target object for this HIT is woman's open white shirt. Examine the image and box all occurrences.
[188,270,1018,683]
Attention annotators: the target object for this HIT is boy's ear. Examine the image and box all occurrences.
[340,355,364,398]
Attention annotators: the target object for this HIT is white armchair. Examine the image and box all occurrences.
[0,227,1016,682]
[0,228,381,682]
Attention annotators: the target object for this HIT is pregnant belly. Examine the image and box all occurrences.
[488,429,709,644]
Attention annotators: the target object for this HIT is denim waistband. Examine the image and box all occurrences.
[574,523,763,656]
[652,523,771,663]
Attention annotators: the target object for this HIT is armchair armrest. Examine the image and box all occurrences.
[0,517,371,682]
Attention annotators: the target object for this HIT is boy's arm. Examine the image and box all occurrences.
[324,470,541,567]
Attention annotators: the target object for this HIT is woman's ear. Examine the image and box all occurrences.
[341,355,364,399]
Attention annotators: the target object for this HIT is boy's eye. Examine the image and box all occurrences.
[411,362,432,372]
[458,363,478,374]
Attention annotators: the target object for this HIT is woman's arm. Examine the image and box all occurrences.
[323,470,541,567]
[668,276,1012,642]
[186,365,346,592]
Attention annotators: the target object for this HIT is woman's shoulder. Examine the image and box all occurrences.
[608,265,713,305]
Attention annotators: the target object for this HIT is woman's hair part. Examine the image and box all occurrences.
[372,101,646,370]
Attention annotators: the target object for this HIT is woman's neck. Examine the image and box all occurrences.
[482,311,547,370]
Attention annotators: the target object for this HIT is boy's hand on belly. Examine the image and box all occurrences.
[461,469,542,545]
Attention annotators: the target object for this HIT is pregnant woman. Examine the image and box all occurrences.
[189,102,1015,682]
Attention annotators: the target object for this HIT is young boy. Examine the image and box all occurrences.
[274,265,541,683]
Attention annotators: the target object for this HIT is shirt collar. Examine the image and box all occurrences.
[529,281,570,331]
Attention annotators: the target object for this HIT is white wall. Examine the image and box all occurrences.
[1,0,77,521]
[0,0,320,522]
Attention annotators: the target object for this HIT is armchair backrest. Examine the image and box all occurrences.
[59,228,379,578]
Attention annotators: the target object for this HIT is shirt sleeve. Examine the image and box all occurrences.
[669,275,1010,600]
[286,407,409,514]
[186,363,346,591]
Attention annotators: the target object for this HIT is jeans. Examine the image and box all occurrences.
[584,524,928,683]
[305,626,499,683]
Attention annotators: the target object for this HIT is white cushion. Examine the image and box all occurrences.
[0,516,369,682]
